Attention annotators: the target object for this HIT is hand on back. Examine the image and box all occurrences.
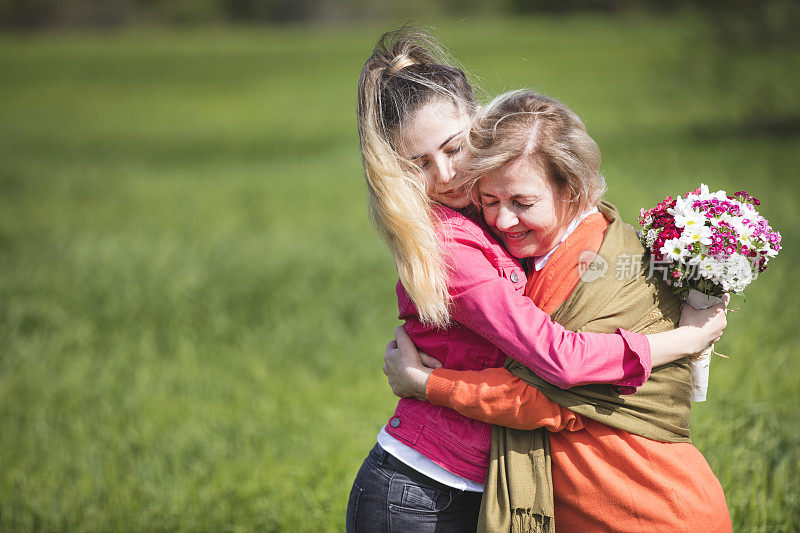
[383,326,442,401]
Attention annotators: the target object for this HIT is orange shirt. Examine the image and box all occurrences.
[426,213,732,532]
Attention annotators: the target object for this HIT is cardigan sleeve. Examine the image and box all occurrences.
[442,221,651,391]
[426,367,587,432]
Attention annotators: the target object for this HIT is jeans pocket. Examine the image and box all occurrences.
[345,481,363,533]
[388,476,478,532]
[388,473,454,513]
[401,483,441,510]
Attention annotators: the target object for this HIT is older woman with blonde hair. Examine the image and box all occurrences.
[384,90,732,532]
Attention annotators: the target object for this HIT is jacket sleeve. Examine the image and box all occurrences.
[443,222,651,391]
[426,367,587,432]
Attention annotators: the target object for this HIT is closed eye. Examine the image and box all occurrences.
[446,144,463,156]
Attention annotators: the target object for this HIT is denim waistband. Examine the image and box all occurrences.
[370,443,461,493]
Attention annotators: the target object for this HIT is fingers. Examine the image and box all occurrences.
[384,337,399,367]
[394,325,414,352]
[419,352,443,369]
[384,344,393,363]
[716,294,731,316]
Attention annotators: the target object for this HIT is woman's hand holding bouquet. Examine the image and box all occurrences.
[639,184,781,401]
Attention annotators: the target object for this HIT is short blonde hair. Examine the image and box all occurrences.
[465,90,605,222]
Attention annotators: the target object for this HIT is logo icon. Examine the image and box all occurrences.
[578,250,607,282]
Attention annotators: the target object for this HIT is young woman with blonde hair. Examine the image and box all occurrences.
[349,28,728,532]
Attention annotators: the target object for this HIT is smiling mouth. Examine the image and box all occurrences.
[503,231,529,241]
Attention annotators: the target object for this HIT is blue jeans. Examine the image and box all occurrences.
[346,443,482,532]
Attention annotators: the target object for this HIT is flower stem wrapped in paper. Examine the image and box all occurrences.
[638,184,781,401]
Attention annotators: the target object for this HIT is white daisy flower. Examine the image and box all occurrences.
[660,238,689,262]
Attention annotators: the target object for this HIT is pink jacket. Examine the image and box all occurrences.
[384,206,651,483]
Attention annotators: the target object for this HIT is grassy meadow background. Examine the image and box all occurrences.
[1,14,798,531]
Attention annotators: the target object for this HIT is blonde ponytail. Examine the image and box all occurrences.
[357,28,476,327]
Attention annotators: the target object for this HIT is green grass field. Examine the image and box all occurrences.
[1,15,798,532]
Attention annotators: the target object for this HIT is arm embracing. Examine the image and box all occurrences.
[443,225,650,390]
[383,325,584,432]
[426,367,586,432]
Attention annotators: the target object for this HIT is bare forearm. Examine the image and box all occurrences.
[407,366,433,400]
[647,327,698,367]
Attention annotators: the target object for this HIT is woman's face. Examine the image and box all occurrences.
[479,156,569,259]
[397,99,471,209]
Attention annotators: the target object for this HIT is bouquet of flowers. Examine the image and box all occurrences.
[638,184,781,401]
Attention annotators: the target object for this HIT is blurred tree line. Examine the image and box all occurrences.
[2,0,797,127]
[0,0,711,27]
